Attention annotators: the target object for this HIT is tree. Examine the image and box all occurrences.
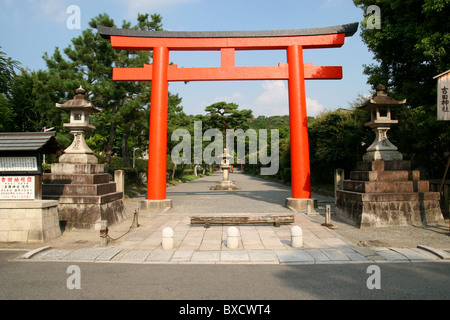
[204,101,253,132]
[41,13,161,170]
[308,108,370,184]
[0,48,20,131]
[0,47,19,94]
[354,0,450,178]
[355,0,450,106]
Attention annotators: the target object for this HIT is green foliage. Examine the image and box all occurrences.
[308,109,370,183]
[204,101,253,132]
[0,47,19,94]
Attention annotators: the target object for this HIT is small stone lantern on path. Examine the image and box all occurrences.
[359,85,406,161]
[56,86,100,164]
[210,148,238,190]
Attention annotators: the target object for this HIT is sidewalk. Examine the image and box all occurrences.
[10,172,450,264]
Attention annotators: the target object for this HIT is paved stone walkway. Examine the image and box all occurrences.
[14,172,450,264]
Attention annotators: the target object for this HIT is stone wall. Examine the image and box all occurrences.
[0,200,61,242]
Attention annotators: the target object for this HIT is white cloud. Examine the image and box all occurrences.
[35,0,69,23]
[305,97,324,117]
[254,81,289,116]
[253,81,324,117]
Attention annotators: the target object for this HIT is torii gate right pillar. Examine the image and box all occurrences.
[285,44,315,212]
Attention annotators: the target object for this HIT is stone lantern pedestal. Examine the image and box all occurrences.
[43,87,124,229]
[335,85,444,228]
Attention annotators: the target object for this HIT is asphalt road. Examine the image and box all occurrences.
[1,250,450,304]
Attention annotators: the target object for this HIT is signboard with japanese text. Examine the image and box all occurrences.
[437,72,450,121]
[0,156,38,173]
[0,176,35,200]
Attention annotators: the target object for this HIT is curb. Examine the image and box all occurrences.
[19,246,51,259]
[417,245,450,260]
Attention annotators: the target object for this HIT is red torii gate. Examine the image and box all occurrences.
[98,23,358,212]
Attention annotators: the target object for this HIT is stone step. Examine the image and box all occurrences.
[43,191,123,204]
[343,180,430,193]
[42,182,117,196]
[356,160,411,172]
[335,190,441,202]
[43,173,110,185]
[50,163,105,174]
[350,170,420,181]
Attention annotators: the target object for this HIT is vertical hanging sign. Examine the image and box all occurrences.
[435,70,450,121]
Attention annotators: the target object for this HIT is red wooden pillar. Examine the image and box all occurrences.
[147,47,169,200]
[287,45,311,199]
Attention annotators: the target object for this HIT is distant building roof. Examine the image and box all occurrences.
[0,132,63,154]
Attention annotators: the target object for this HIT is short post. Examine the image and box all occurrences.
[114,170,125,198]
[325,205,331,225]
[334,168,344,204]
[290,226,303,248]
[132,208,139,228]
[100,220,109,246]
[227,226,239,249]
[162,227,174,250]
[307,201,312,215]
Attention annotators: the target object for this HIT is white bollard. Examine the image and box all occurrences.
[227,226,239,249]
[162,227,174,250]
[291,226,303,248]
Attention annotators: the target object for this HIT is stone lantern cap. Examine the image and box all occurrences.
[56,86,100,113]
[56,86,101,131]
[359,85,406,127]
[360,85,407,109]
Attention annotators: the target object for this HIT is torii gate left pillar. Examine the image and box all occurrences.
[98,23,358,213]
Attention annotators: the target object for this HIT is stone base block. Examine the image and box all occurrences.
[0,200,61,242]
[335,190,444,228]
[210,180,239,190]
[57,198,125,230]
[286,198,317,214]
[50,163,105,175]
[363,150,403,161]
[140,199,173,213]
[58,153,98,164]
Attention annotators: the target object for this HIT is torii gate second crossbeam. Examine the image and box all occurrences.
[98,22,358,212]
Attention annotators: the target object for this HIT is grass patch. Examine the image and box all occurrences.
[124,183,147,198]
[125,173,209,198]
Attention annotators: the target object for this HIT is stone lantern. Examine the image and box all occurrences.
[335,84,443,228]
[210,148,238,190]
[359,85,406,161]
[43,86,124,230]
[56,86,100,164]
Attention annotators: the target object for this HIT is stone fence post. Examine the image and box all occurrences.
[114,170,124,198]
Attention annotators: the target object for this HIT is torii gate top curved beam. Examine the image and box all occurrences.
[98,23,358,51]
[98,23,358,39]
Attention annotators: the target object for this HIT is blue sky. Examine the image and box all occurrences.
[0,0,375,117]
